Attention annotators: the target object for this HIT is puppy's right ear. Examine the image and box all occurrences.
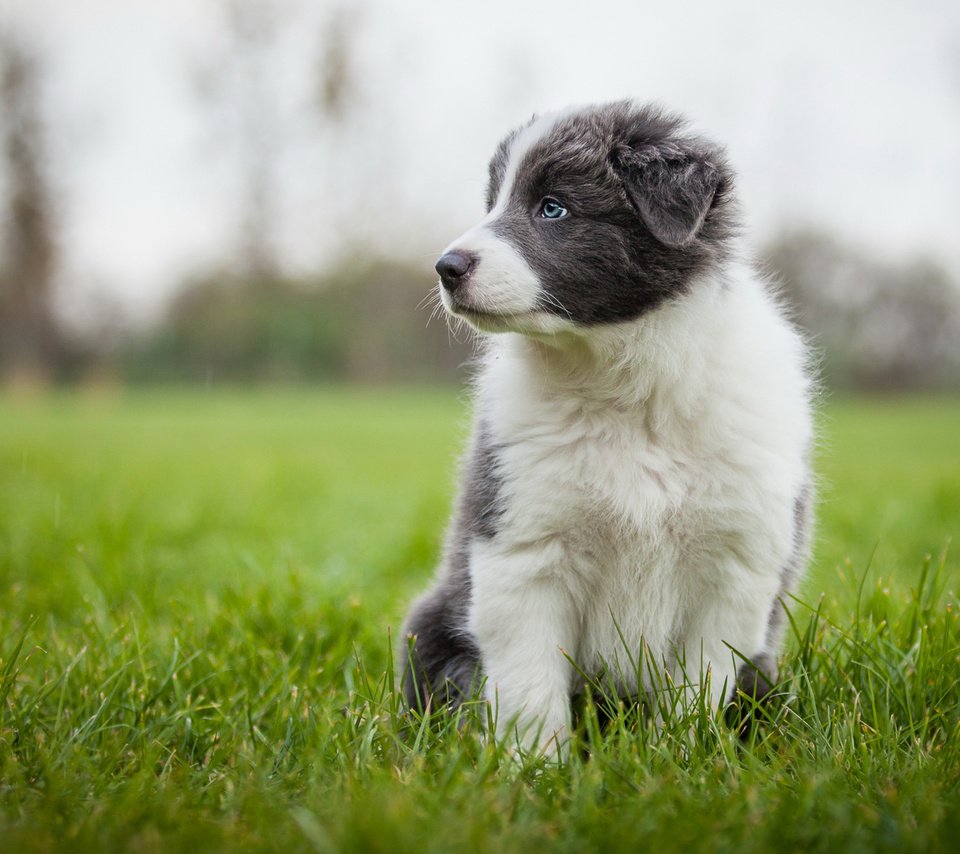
[612,141,723,248]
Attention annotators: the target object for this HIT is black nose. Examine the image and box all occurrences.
[436,250,476,292]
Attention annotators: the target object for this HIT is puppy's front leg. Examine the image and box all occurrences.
[469,541,577,756]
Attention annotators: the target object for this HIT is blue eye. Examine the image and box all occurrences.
[539,198,567,219]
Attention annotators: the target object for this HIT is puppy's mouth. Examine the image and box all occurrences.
[450,305,529,332]
[440,288,528,328]
[452,305,520,322]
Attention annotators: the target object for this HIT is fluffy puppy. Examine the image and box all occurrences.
[401,100,813,754]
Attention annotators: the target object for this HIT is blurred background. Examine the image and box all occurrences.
[1,0,959,390]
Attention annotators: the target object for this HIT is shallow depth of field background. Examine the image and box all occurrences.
[1,1,959,851]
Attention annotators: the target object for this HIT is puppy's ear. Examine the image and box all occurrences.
[612,142,722,248]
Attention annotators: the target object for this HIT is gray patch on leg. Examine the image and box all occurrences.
[765,480,814,647]
[727,652,779,736]
[400,424,503,711]
[459,422,504,540]
[735,652,778,702]
[729,479,812,734]
[402,582,481,712]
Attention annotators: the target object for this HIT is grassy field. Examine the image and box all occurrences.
[1,389,959,852]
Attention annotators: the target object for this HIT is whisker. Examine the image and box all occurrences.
[427,299,446,329]
[538,290,573,319]
[416,286,440,311]
[445,312,474,346]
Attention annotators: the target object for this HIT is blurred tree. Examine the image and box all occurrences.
[766,231,960,390]
[0,28,61,384]
[220,0,283,280]
[195,0,362,282]
[314,3,359,125]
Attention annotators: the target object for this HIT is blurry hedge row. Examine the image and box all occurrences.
[120,260,473,385]
[766,232,960,391]
[6,233,959,390]
[113,232,960,389]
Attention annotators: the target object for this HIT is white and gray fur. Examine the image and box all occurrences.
[401,101,814,754]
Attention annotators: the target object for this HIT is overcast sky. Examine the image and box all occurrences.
[6,0,960,322]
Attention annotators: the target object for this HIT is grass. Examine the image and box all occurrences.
[1,388,959,852]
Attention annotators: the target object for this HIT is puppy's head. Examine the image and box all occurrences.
[435,101,736,335]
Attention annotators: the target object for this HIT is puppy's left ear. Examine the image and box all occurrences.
[612,142,723,248]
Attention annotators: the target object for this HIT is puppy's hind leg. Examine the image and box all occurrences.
[401,582,481,713]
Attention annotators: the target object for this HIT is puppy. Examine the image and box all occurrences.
[401,101,813,754]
